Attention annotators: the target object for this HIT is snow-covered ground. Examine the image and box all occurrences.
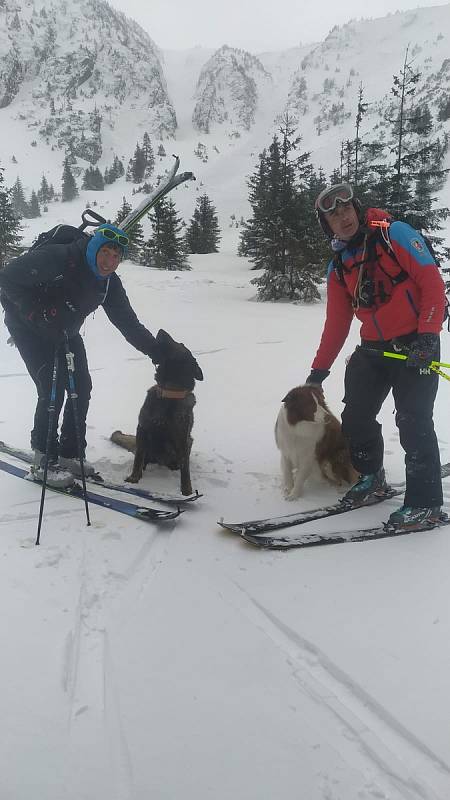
[1,251,449,800]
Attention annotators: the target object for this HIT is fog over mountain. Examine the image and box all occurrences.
[1,0,450,239]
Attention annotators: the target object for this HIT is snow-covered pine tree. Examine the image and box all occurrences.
[0,167,22,268]
[185,194,221,253]
[37,174,52,204]
[11,177,28,217]
[238,149,270,268]
[248,113,327,301]
[28,190,41,218]
[348,50,450,262]
[115,196,145,264]
[130,143,146,183]
[114,156,124,178]
[82,166,104,191]
[142,132,155,178]
[145,198,189,270]
[61,158,78,201]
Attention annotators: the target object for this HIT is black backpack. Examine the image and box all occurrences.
[29,209,107,252]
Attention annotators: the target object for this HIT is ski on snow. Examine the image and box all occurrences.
[218,462,450,536]
[120,155,195,232]
[0,459,181,523]
[241,513,450,550]
[0,441,200,505]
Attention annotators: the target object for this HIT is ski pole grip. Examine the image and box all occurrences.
[80,209,107,231]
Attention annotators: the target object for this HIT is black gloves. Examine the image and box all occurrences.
[24,300,79,341]
[405,333,439,369]
[305,368,330,385]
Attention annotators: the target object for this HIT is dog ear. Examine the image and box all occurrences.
[156,329,175,346]
[194,362,204,381]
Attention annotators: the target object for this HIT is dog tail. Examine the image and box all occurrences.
[110,430,137,454]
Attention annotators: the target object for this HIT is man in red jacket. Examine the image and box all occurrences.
[306,183,446,529]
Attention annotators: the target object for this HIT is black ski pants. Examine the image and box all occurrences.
[6,319,92,460]
[341,340,443,507]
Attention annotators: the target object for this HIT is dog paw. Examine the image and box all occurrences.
[285,490,302,501]
[125,474,139,484]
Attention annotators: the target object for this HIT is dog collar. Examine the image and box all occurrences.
[156,386,192,400]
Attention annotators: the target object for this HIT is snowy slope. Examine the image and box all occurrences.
[1,253,450,799]
[2,3,450,241]
[1,3,450,797]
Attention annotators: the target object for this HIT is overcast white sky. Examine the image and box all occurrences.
[109,0,449,51]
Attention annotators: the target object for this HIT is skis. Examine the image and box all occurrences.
[120,156,195,232]
[218,462,450,536]
[0,458,181,523]
[0,441,200,505]
[241,513,450,550]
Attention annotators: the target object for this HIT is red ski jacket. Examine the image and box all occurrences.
[311,212,446,371]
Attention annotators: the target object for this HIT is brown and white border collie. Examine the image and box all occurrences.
[275,384,357,500]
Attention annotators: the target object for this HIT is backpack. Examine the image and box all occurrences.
[28,208,107,252]
[333,211,450,329]
[29,223,89,251]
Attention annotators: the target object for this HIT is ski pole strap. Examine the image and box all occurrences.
[381,352,450,379]
[380,351,450,369]
[364,348,450,381]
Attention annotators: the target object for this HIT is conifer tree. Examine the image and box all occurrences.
[245,113,328,301]
[28,190,41,218]
[130,143,146,183]
[0,167,22,269]
[238,149,268,264]
[11,177,28,217]
[37,174,52,204]
[144,198,189,270]
[82,166,104,190]
[113,155,124,178]
[114,197,145,264]
[142,132,155,178]
[61,158,78,201]
[185,194,221,253]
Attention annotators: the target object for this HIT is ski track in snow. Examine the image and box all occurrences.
[230,581,450,800]
[59,517,177,793]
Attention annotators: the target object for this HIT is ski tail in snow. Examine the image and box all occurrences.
[0,458,182,523]
[241,512,450,550]
[0,441,201,505]
[218,462,450,536]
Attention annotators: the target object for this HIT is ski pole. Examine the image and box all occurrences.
[379,351,450,369]
[63,332,91,527]
[36,347,60,546]
[364,348,450,381]
[380,351,450,381]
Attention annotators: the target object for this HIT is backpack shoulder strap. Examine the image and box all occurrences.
[332,252,345,284]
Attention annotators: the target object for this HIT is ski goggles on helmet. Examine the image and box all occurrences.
[98,226,129,247]
[315,183,354,214]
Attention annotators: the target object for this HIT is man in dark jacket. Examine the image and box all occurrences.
[306,183,446,530]
[0,224,170,486]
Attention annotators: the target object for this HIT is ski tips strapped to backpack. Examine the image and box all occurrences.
[29,209,107,252]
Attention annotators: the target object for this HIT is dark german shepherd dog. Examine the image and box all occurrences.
[111,329,203,495]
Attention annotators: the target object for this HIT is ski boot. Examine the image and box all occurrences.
[31,451,75,489]
[387,505,446,531]
[341,467,389,507]
[59,455,97,478]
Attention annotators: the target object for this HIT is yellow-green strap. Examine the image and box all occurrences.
[381,351,450,368]
[381,351,450,381]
